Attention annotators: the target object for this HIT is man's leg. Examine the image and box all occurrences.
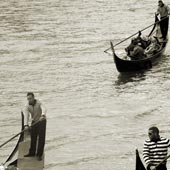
[37,119,46,159]
[163,17,169,39]
[29,123,38,155]
[160,19,165,39]
[24,123,38,157]
[161,17,169,39]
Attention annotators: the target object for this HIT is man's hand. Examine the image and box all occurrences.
[40,115,46,121]
[147,164,155,170]
[24,125,29,131]
[150,166,155,170]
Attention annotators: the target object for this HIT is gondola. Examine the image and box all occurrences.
[135,149,146,170]
[1,112,44,170]
[110,16,169,73]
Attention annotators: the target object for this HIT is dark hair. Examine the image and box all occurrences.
[149,126,159,134]
[27,92,34,97]
[132,38,138,45]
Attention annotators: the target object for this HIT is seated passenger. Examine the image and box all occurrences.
[125,38,137,56]
[130,42,146,60]
[125,31,151,56]
[136,31,151,49]
[145,37,161,54]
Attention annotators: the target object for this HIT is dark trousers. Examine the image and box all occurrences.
[156,164,167,170]
[160,17,169,39]
[29,119,46,157]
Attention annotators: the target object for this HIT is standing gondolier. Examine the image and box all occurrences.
[143,127,170,170]
[156,0,170,40]
[23,92,47,161]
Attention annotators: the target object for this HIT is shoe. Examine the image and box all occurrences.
[37,156,42,161]
[24,153,35,157]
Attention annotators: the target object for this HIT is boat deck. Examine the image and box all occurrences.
[17,132,44,170]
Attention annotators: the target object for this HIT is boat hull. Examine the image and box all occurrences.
[114,42,167,72]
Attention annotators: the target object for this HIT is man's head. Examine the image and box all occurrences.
[131,38,138,45]
[148,126,160,142]
[158,0,164,7]
[27,92,35,105]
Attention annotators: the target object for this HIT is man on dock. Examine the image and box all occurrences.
[156,0,170,40]
[23,92,47,161]
[143,127,170,170]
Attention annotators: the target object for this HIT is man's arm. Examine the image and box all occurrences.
[156,7,160,16]
[167,5,170,15]
[23,105,30,126]
[40,102,47,119]
[143,141,151,169]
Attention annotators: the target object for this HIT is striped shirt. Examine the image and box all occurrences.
[143,137,170,166]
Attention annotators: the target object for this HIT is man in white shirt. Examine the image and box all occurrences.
[156,0,170,40]
[23,92,47,161]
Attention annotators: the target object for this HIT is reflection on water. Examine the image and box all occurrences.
[115,71,146,86]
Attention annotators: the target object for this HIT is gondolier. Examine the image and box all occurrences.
[156,0,170,40]
[143,127,170,170]
[23,92,47,161]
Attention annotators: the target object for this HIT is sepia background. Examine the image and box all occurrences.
[0,0,170,170]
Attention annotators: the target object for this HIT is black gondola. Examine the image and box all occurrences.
[111,16,169,73]
[1,112,44,170]
[136,149,146,170]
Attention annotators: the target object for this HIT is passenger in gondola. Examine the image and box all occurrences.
[125,38,137,56]
[130,41,146,60]
[145,36,161,54]
[136,31,151,49]
[125,31,150,57]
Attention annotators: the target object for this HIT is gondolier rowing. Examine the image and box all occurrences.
[156,0,170,40]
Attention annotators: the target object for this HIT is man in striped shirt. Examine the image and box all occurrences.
[143,127,170,170]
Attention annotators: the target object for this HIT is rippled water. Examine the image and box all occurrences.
[0,0,170,170]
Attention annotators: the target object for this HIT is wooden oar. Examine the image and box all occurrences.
[0,130,24,149]
[0,119,45,149]
[154,154,170,170]
[104,15,170,53]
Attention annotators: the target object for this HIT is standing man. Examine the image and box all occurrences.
[143,127,170,170]
[23,92,47,161]
[156,0,170,40]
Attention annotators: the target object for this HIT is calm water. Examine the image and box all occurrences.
[0,0,170,170]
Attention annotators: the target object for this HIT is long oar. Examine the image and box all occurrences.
[104,15,169,53]
[0,119,44,149]
[154,154,170,170]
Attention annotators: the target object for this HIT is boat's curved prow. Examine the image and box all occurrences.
[110,41,115,53]
[4,112,24,167]
[136,149,146,170]
[5,112,45,170]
